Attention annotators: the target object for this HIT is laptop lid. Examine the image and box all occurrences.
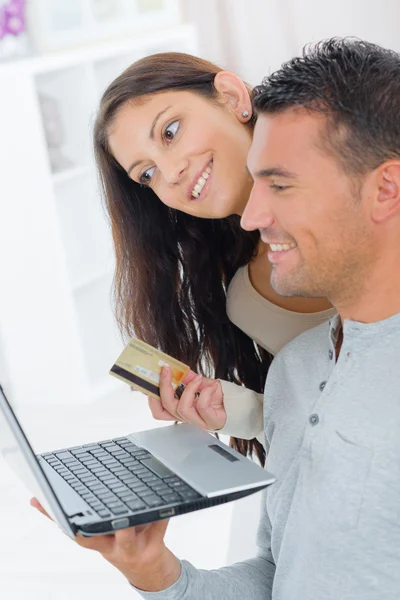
[0,385,76,539]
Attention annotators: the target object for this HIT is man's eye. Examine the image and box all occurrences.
[139,166,156,185]
[163,120,180,143]
[270,184,289,192]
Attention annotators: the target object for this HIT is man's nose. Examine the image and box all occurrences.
[241,185,275,231]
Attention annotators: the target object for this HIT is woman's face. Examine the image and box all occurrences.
[108,89,253,218]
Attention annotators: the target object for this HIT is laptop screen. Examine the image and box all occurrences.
[0,385,75,538]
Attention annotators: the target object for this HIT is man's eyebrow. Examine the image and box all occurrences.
[127,105,172,176]
[246,166,298,180]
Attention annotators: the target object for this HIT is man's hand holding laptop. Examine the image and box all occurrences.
[31,496,181,592]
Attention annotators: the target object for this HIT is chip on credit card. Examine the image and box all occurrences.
[109,338,190,400]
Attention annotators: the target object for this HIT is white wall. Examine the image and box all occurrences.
[182,0,400,84]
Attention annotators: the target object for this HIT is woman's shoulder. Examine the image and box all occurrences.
[226,264,336,355]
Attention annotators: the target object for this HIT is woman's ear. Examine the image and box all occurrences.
[213,71,252,122]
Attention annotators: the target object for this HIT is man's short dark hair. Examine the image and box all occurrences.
[253,38,400,175]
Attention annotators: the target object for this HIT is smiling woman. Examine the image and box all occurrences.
[93,52,334,465]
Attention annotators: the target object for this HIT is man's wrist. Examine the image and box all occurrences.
[127,548,181,592]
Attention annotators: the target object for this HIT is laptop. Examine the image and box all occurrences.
[0,384,275,539]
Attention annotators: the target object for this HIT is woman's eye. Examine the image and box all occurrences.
[163,120,180,143]
[139,166,156,185]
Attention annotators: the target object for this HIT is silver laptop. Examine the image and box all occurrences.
[0,384,275,539]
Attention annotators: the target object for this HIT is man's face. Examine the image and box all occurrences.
[242,108,374,303]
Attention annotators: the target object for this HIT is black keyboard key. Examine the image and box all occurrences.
[168,480,187,489]
[149,483,170,493]
[141,476,159,484]
[120,475,140,484]
[96,490,114,498]
[120,460,139,468]
[82,445,100,452]
[135,468,152,477]
[118,492,139,501]
[55,450,71,460]
[111,485,128,493]
[161,493,181,503]
[136,489,155,498]
[89,502,104,511]
[113,450,130,457]
[179,489,201,500]
[127,483,148,493]
[80,475,97,483]
[134,452,152,459]
[126,500,146,511]
[143,495,164,507]
[118,441,137,449]
[105,501,124,509]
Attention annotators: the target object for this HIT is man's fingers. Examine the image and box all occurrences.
[76,533,115,554]
[30,497,53,521]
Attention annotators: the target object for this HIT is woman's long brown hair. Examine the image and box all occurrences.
[93,53,272,466]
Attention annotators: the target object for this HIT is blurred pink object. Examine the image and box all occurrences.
[0,0,26,40]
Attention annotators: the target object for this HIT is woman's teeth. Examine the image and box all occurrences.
[191,163,212,198]
[270,243,297,252]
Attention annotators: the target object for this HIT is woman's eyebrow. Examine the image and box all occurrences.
[127,106,172,176]
[149,106,172,139]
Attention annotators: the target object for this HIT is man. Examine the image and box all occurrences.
[33,38,400,599]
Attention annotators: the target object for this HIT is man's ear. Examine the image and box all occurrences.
[371,162,400,223]
[213,71,252,122]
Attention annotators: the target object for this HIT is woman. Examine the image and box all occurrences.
[94,52,335,466]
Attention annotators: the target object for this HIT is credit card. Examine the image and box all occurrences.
[109,338,190,400]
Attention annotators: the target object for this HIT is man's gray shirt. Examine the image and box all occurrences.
[135,313,400,599]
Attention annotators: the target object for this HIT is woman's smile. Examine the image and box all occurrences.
[189,160,213,200]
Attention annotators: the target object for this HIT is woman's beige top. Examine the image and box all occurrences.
[219,264,336,444]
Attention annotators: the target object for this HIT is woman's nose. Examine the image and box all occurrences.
[161,157,189,186]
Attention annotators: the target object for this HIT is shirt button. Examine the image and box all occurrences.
[319,381,327,391]
[309,414,319,426]
[328,349,333,360]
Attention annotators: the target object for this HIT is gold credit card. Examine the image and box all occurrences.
[109,338,190,400]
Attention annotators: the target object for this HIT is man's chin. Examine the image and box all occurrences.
[271,276,311,299]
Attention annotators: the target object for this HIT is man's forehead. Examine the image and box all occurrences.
[248,108,326,169]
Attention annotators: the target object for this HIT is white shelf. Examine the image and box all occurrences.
[52,164,90,185]
[0,22,198,407]
[0,24,197,75]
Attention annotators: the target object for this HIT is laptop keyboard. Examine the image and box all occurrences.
[41,437,201,519]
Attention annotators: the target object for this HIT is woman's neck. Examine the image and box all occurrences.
[248,242,333,314]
